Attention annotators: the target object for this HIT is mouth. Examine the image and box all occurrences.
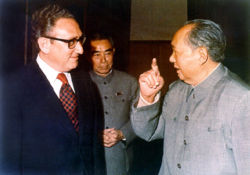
[98,67,109,71]
[174,66,181,74]
[99,64,109,69]
[174,66,179,71]
[70,56,79,60]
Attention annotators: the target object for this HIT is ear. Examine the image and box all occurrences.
[198,47,208,65]
[37,37,51,54]
[112,48,115,54]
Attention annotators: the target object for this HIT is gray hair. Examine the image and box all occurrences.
[185,19,226,62]
[31,3,75,51]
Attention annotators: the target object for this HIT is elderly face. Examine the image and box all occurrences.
[169,24,203,86]
[42,18,83,72]
[90,39,115,77]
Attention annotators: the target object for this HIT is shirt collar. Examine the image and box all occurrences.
[36,54,71,84]
[89,69,114,84]
[186,64,225,101]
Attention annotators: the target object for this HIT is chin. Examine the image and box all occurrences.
[178,75,185,82]
[69,64,78,71]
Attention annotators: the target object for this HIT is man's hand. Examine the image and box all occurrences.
[102,128,124,148]
[139,58,164,103]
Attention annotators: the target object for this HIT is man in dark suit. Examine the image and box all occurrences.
[0,4,105,175]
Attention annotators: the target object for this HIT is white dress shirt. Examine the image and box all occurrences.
[36,54,75,98]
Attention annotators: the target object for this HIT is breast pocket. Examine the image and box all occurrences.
[196,118,224,142]
[113,91,132,105]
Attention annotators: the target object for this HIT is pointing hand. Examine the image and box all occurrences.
[139,58,164,103]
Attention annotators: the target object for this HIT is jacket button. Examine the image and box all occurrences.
[177,163,181,169]
[184,140,187,145]
[105,111,109,115]
[185,115,189,121]
[104,96,108,99]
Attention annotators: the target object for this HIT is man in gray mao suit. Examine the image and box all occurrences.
[131,19,250,175]
[88,33,138,175]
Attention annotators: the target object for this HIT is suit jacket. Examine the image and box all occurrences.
[89,70,138,175]
[0,62,106,175]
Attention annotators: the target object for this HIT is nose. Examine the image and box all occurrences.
[100,53,107,63]
[169,52,175,63]
[75,41,84,54]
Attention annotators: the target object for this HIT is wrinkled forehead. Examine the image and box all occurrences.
[49,18,82,38]
[90,39,113,51]
[171,24,194,47]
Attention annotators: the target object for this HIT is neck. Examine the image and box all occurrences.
[94,69,112,77]
[39,52,63,72]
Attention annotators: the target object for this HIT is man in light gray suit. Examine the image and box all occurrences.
[131,19,250,175]
[88,33,138,175]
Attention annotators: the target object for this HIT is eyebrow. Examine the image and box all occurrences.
[67,34,83,40]
[105,48,113,52]
[92,48,113,54]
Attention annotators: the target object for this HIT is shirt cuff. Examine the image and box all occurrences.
[137,92,160,108]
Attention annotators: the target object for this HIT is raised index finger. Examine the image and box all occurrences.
[151,58,160,76]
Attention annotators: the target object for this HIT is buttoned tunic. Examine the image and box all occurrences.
[131,64,250,175]
[90,69,138,175]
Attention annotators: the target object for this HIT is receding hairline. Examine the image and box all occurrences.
[46,17,80,35]
[171,24,196,48]
[90,39,113,48]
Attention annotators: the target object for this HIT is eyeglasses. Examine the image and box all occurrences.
[43,35,86,49]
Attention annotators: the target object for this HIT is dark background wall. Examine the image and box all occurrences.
[188,0,250,83]
[85,0,131,71]
[0,0,27,76]
[0,0,249,84]
[0,0,131,76]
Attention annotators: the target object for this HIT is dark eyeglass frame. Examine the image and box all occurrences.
[43,35,86,49]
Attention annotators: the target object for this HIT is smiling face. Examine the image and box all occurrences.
[40,18,83,72]
[90,39,115,77]
[169,24,203,85]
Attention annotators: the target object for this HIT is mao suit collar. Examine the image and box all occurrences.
[89,69,114,84]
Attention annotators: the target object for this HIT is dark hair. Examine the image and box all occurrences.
[185,19,226,62]
[84,32,115,60]
[88,33,114,48]
[31,3,75,51]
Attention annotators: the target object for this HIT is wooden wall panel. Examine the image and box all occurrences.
[128,41,178,94]
[130,0,187,40]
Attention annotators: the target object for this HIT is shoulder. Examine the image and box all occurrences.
[221,67,249,95]
[219,68,250,123]
[2,62,43,103]
[5,62,41,86]
[168,79,187,92]
[161,80,188,104]
[71,68,94,86]
[71,68,99,95]
[112,69,137,83]
[112,70,138,93]
[215,66,250,115]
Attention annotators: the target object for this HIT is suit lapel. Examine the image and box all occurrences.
[26,62,78,137]
[71,70,96,141]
